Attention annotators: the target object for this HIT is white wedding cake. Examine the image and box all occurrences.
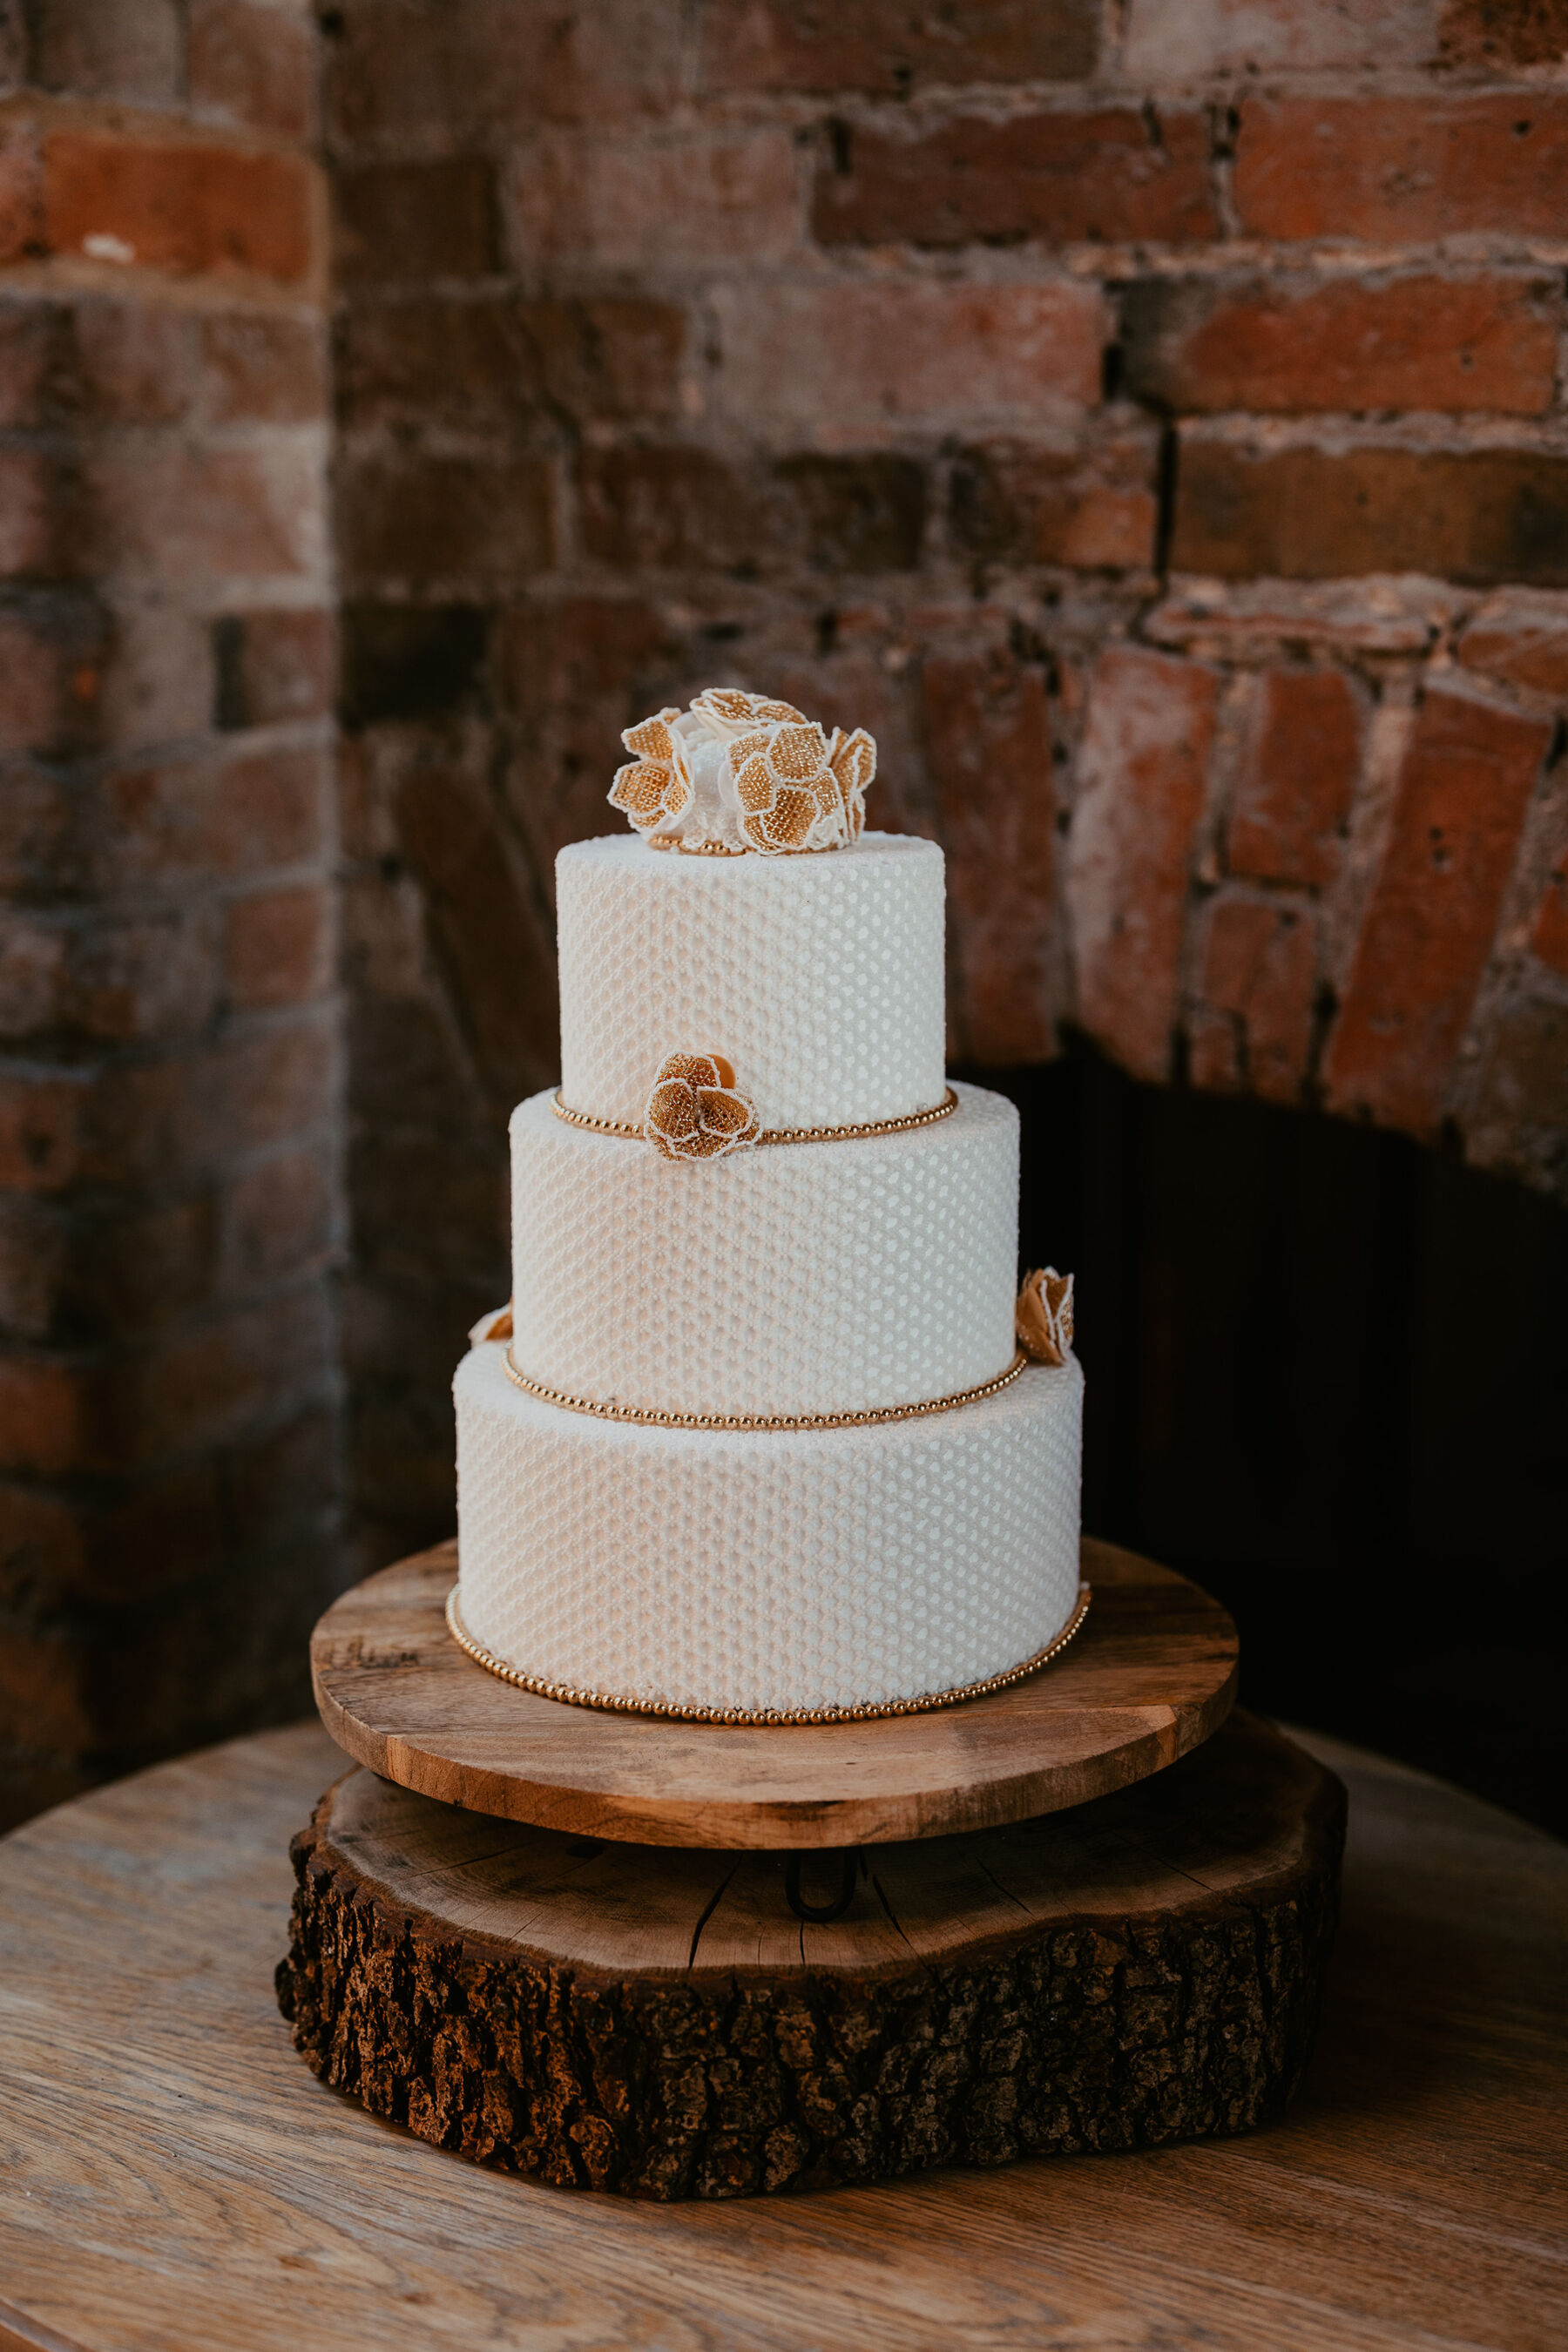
[451,690,1084,1723]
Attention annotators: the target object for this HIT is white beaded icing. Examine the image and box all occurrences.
[556,830,947,1131]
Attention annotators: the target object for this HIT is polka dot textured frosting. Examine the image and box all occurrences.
[510,1082,1019,1420]
[556,830,946,1131]
[455,1346,1085,1718]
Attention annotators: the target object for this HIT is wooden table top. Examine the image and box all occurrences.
[1,1720,1564,2352]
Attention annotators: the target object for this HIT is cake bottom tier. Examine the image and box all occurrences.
[454,1342,1084,1717]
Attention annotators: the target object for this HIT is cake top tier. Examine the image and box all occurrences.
[557,831,947,1132]
[607,686,875,856]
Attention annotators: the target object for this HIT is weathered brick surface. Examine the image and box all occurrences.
[1067,649,1218,1085]
[10,0,1568,1828]
[0,23,339,1831]
[1122,276,1559,420]
[1188,896,1319,1105]
[1228,670,1361,891]
[1233,97,1568,243]
[923,645,1059,1062]
[702,0,1101,92]
[1173,436,1568,586]
[815,111,1217,249]
[1323,690,1551,1137]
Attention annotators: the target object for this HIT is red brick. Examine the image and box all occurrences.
[1125,0,1436,74]
[0,121,43,265]
[189,0,315,141]
[1323,688,1550,1136]
[579,448,752,570]
[0,609,74,753]
[0,1072,86,1193]
[0,1355,94,1478]
[0,1482,84,1604]
[0,448,74,578]
[717,281,1105,426]
[90,442,327,588]
[1531,865,1568,978]
[124,1284,334,1468]
[814,110,1216,248]
[1452,988,1568,1194]
[1234,97,1568,244]
[340,455,553,586]
[1173,436,1568,588]
[948,429,1159,571]
[87,439,325,584]
[703,0,1099,90]
[0,919,63,1038]
[774,455,928,572]
[63,911,221,1045]
[43,132,314,284]
[514,129,797,270]
[63,1190,220,1339]
[199,311,326,422]
[0,1195,67,1339]
[30,0,181,105]
[337,295,685,430]
[85,1021,337,1184]
[1066,648,1218,1084]
[1228,669,1361,889]
[923,648,1058,1062]
[1188,895,1318,1104]
[0,297,196,429]
[91,745,327,890]
[224,883,330,1011]
[498,598,682,876]
[220,1145,334,1289]
[1438,0,1568,68]
[394,762,558,1107]
[332,158,499,285]
[325,0,679,142]
[1122,275,1558,419]
[1456,595,1568,700]
[213,608,334,730]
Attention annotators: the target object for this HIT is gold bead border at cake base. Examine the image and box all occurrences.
[444,1582,1092,1727]
[551,1085,959,1146]
[503,1346,1028,1431]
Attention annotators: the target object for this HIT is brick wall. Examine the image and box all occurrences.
[0,1,341,1826]
[324,0,1568,1571]
[4,3,1566,1815]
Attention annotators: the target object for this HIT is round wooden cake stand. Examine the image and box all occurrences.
[279,1709,1344,2199]
[310,1536,1239,1850]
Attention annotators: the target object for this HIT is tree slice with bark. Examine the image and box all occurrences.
[278,1708,1344,2200]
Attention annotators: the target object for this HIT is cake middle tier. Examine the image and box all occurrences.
[510,1079,1018,1420]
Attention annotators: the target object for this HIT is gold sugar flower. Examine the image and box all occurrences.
[1016,1267,1075,1365]
[689,687,806,737]
[645,1052,760,1161]
[607,707,693,835]
[827,725,875,843]
[728,720,848,855]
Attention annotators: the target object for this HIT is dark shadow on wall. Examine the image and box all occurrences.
[958,1037,1568,1840]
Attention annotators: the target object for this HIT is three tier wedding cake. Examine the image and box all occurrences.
[450,689,1085,1724]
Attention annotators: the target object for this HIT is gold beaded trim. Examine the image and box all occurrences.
[552,1085,959,1146]
[647,835,747,855]
[445,1582,1092,1727]
[503,1345,1028,1431]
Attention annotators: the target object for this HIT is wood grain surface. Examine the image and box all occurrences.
[2,1719,1565,2350]
[309,1538,1239,1847]
[278,1711,1344,2197]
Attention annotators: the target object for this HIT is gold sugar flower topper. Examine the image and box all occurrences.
[645,1052,760,1161]
[607,687,875,855]
[1016,1267,1075,1365]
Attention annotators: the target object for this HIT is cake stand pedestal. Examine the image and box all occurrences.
[280,1534,1345,2195]
[308,1538,1240,1848]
